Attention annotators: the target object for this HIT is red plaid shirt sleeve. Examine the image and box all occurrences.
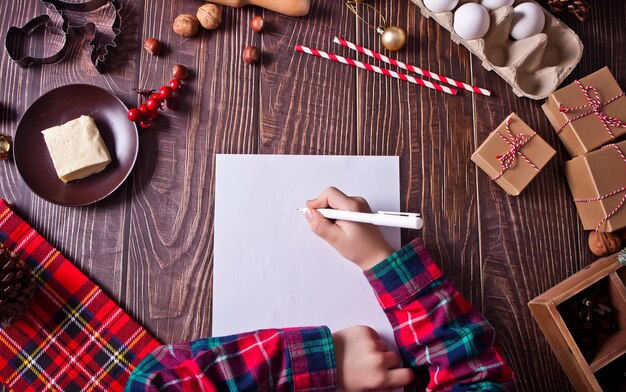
[126,238,513,392]
[365,238,515,391]
[124,326,337,391]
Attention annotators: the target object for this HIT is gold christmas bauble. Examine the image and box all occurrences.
[380,26,406,51]
[0,134,11,161]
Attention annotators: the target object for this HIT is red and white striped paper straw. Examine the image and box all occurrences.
[295,44,457,96]
[333,37,491,96]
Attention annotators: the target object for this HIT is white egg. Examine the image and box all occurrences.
[424,0,459,13]
[510,2,546,40]
[453,3,490,40]
[481,0,514,10]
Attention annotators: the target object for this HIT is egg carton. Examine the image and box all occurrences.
[411,0,583,100]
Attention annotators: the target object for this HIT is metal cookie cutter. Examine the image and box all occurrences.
[5,0,122,73]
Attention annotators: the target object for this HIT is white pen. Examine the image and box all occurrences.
[297,208,423,230]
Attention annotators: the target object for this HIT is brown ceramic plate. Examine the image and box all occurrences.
[14,84,138,206]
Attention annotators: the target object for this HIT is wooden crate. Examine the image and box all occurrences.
[528,252,626,391]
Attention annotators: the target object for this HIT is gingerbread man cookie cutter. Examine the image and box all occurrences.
[5,0,122,73]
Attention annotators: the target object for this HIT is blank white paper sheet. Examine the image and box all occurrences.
[213,154,400,347]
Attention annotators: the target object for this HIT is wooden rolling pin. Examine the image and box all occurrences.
[207,0,310,16]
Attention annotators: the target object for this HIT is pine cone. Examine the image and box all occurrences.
[548,0,590,21]
[0,246,36,328]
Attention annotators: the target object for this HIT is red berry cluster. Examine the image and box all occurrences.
[127,79,183,129]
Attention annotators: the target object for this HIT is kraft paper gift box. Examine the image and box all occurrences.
[471,113,556,196]
[563,140,626,232]
[542,67,626,157]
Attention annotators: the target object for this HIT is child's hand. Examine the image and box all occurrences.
[332,326,414,391]
[305,187,395,270]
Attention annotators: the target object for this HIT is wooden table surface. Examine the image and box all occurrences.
[1,0,625,390]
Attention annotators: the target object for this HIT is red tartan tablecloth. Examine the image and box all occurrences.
[0,200,161,392]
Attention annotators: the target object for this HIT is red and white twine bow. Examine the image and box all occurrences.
[573,143,626,232]
[492,117,539,181]
[557,80,626,137]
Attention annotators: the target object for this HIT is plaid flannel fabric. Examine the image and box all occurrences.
[0,200,161,391]
[366,238,515,391]
[127,238,513,392]
[125,326,336,391]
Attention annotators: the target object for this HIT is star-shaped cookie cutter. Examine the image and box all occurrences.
[5,0,122,73]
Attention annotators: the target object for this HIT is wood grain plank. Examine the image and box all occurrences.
[259,0,357,154]
[356,2,482,306]
[474,1,626,390]
[0,0,624,389]
[124,0,260,343]
[0,0,45,206]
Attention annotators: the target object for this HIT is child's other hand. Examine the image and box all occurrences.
[305,187,395,270]
[332,326,413,391]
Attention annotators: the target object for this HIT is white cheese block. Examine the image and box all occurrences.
[41,115,112,183]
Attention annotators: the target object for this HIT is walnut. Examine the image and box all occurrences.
[173,14,200,38]
[588,231,622,257]
[197,4,222,30]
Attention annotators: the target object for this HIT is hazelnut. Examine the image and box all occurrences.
[172,64,189,80]
[588,231,622,257]
[242,45,260,64]
[250,16,264,32]
[143,37,163,55]
[197,4,222,30]
[173,14,200,37]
